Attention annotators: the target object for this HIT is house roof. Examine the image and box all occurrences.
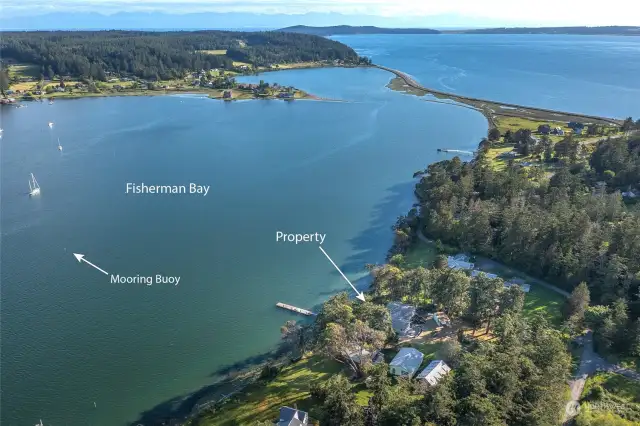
[278,407,308,426]
[389,348,424,371]
[447,255,474,270]
[470,270,498,279]
[417,360,451,384]
[387,302,417,337]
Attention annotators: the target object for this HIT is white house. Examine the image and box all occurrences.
[417,360,452,386]
[389,348,424,377]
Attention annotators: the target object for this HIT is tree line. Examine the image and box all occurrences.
[0,30,361,82]
[300,286,569,426]
[402,134,639,359]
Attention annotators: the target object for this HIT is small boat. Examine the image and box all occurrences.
[57,138,62,151]
[49,99,54,105]
[35,420,44,426]
[48,122,54,129]
[29,173,41,196]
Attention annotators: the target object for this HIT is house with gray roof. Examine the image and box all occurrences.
[389,347,424,377]
[278,406,308,426]
[417,360,451,386]
[387,302,417,338]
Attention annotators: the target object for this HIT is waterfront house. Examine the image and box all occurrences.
[622,191,637,198]
[389,348,424,377]
[278,407,309,426]
[387,302,418,337]
[417,360,451,386]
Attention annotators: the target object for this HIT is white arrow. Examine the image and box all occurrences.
[73,253,109,275]
[318,245,365,302]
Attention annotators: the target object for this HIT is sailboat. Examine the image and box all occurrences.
[48,122,54,129]
[35,420,44,426]
[57,138,63,151]
[29,173,41,196]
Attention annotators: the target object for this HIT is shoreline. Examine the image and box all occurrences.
[376,65,624,127]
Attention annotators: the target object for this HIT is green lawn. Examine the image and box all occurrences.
[521,284,565,326]
[580,372,640,423]
[196,356,342,425]
[583,373,640,404]
[403,240,437,269]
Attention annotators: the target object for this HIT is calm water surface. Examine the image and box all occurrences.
[1,67,486,425]
[3,34,639,425]
[332,34,640,118]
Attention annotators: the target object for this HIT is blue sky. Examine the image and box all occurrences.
[1,0,639,25]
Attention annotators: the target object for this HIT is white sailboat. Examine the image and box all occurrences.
[57,137,63,151]
[48,122,54,129]
[29,173,41,196]
[35,420,44,426]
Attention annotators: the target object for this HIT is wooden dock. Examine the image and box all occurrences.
[276,302,315,316]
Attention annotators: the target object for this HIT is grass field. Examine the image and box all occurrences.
[7,63,40,79]
[583,372,640,403]
[403,240,438,269]
[196,356,342,425]
[198,49,228,55]
[580,372,640,423]
[485,145,516,171]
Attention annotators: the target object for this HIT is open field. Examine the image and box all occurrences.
[198,49,228,55]
[7,63,40,79]
[195,356,342,425]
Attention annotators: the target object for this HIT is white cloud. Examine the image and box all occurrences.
[1,0,639,25]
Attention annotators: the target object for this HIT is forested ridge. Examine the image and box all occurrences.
[402,134,640,363]
[0,30,360,81]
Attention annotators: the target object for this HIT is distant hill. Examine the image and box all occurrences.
[277,25,440,36]
[445,26,640,35]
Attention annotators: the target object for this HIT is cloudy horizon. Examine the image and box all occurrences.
[1,0,639,26]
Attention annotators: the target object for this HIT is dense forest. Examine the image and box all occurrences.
[0,30,360,81]
[401,134,640,361]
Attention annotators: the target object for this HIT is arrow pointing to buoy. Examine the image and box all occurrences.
[73,253,109,275]
[318,245,366,302]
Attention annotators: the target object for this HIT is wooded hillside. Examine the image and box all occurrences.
[0,30,360,81]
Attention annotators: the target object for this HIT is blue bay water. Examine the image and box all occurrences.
[331,34,640,118]
[2,34,639,426]
[1,68,486,425]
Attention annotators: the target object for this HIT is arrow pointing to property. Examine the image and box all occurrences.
[318,245,366,302]
[73,253,109,275]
